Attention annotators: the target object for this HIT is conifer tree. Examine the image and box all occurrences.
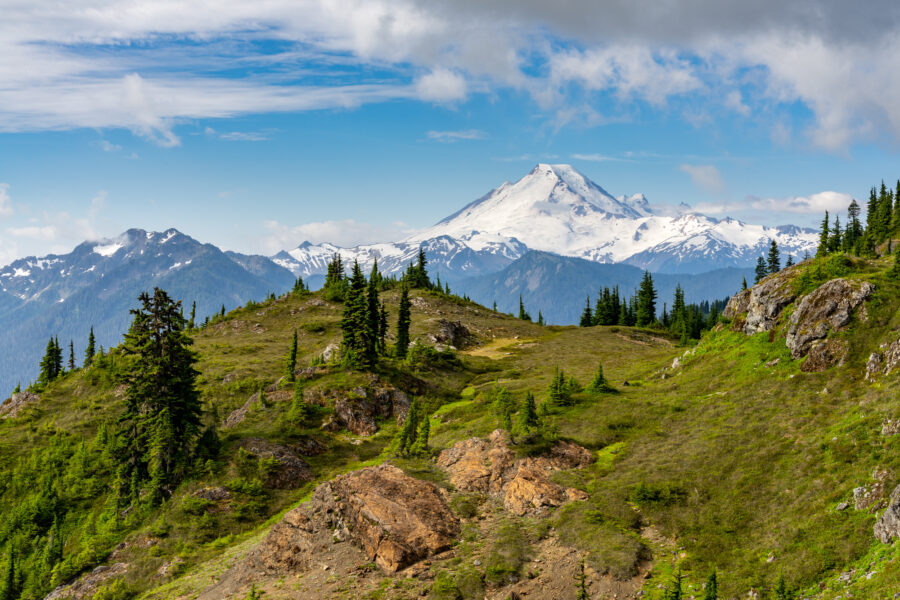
[518,391,539,433]
[785,254,794,268]
[410,413,430,456]
[537,311,544,326]
[579,296,594,327]
[576,559,589,600]
[118,288,201,504]
[754,256,767,283]
[285,379,311,427]
[68,340,75,371]
[494,386,515,431]
[0,548,17,600]
[773,574,792,600]
[492,300,497,312]
[635,271,657,327]
[340,261,374,369]
[394,399,420,455]
[395,285,411,359]
[378,301,388,354]
[548,367,573,407]
[703,570,718,600]
[847,199,863,250]
[767,239,780,274]
[366,261,381,359]
[84,327,96,367]
[829,215,843,253]
[38,337,60,386]
[741,276,747,290]
[817,211,830,256]
[587,362,615,393]
[518,295,531,321]
[286,330,298,382]
[664,569,684,600]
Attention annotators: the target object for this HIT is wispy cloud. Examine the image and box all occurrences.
[571,153,622,162]
[218,131,271,142]
[679,164,725,195]
[261,219,418,253]
[427,129,485,142]
[98,140,122,152]
[696,191,854,215]
[0,184,13,217]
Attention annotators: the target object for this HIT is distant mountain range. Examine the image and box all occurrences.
[0,164,817,392]
[0,229,294,393]
[274,163,818,279]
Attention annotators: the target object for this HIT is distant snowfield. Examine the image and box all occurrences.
[275,163,818,278]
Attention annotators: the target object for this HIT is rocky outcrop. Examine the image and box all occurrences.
[854,468,891,512]
[866,333,900,381]
[735,271,798,334]
[238,439,313,489]
[428,320,476,349]
[320,381,410,436]
[437,430,593,516]
[44,563,129,600]
[786,279,874,360]
[203,464,459,596]
[875,484,900,544]
[0,390,40,419]
[882,419,900,436]
[801,339,849,373]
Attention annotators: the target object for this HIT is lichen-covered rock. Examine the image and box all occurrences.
[874,484,900,544]
[801,339,849,372]
[0,390,40,419]
[238,439,313,489]
[786,279,874,359]
[437,430,593,516]
[722,270,797,335]
[323,382,410,436]
[428,320,476,349]
[882,419,900,436]
[854,468,891,512]
[865,333,900,381]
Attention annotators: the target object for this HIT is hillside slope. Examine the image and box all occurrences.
[1,252,899,600]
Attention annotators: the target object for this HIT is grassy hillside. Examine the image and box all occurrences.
[2,253,900,599]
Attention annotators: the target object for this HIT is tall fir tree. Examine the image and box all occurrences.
[579,296,594,327]
[703,570,718,600]
[754,256,768,283]
[517,391,539,433]
[68,340,75,371]
[0,547,17,600]
[829,215,843,252]
[286,329,298,382]
[118,288,202,504]
[785,254,794,268]
[378,301,389,354]
[635,271,657,327]
[767,239,781,274]
[518,295,531,321]
[395,285,412,359]
[84,326,96,367]
[817,211,830,256]
[340,261,375,369]
[188,301,196,329]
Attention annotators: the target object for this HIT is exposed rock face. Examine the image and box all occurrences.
[321,382,410,436]
[875,485,900,544]
[722,288,750,320]
[866,333,900,381]
[44,563,129,600]
[736,271,798,334]
[786,279,874,360]
[192,486,232,502]
[437,430,593,516]
[429,320,475,349]
[0,390,40,419]
[203,464,459,597]
[238,439,313,489]
[801,339,849,373]
[854,468,891,512]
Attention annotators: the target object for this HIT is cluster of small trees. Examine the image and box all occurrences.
[753,240,793,284]
[659,568,794,600]
[814,181,900,258]
[579,276,725,341]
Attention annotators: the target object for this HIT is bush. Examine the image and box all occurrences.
[428,572,462,600]
[630,482,687,507]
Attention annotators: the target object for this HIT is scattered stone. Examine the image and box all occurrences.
[157,556,184,577]
[237,439,313,489]
[322,343,340,363]
[0,390,40,419]
[866,333,900,381]
[801,339,849,373]
[854,468,891,512]
[882,419,900,436]
[437,430,593,516]
[765,358,780,368]
[836,502,850,511]
[222,373,238,384]
[192,486,231,502]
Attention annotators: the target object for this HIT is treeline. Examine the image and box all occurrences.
[814,181,900,257]
[577,273,727,342]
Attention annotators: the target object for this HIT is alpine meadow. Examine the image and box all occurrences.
[3,2,900,600]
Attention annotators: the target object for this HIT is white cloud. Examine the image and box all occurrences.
[571,153,620,162]
[696,191,854,216]
[98,140,122,152]
[261,218,417,253]
[426,129,484,142]
[415,69,468,103]
[679,164,725,195]
[0,184,13,217]
[218,131,271,141]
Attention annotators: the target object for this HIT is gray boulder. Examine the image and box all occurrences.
[874,484,900,544]
[786,279,874,359]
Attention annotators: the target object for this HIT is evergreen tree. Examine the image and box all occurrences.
[785,254,794,268]
[405,248,431,289]
[586,362,615,393]
[847,199,863,250]
[0,548,17,600]
[635,271,657,327]
[754,256,767,283]
[576,559,589,600]
[494,387,515,431]
[774,574,793,600]
[67,340,75,371]
[366,261,382,359]
[410,413,430,456]
[518,295,531,321]
[285,379,311,427]
[492,300,497,312]
[323,253,347,301]
[817,211,830,256]
[38,337,61,386]
[188,301,196,329]
[340,261,375,369]
[394,399,421,455]
[378,301,389,354]
[395,285,412,359]
[664,569,684,600]
[579,296,594,327]
[829,215,843,253]
[517,391,539,433]
[548,367,573,407]
[888,249,900,280]
[286,330,298,382]
[767,239,780,274]
[537,311,545,326]
[741,276,747,290]
[118,288,202,504]
[703,570,718,600]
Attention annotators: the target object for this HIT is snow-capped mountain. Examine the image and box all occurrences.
[0,228,295,393]
[275,163,818,280]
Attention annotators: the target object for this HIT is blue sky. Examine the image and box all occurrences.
[2,1,900,263]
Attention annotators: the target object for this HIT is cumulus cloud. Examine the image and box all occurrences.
[679,164,725,195]
[696,191,854,215]
[261,218,417,253]
[426,129,484,142]
[1,1,900,149]
[415,69,468,102]
[0,184,13,217]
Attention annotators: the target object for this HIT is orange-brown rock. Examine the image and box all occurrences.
[437,430,594,516]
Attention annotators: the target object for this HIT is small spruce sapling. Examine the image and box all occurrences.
[586,361,615,394]
[286,330,298,382]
